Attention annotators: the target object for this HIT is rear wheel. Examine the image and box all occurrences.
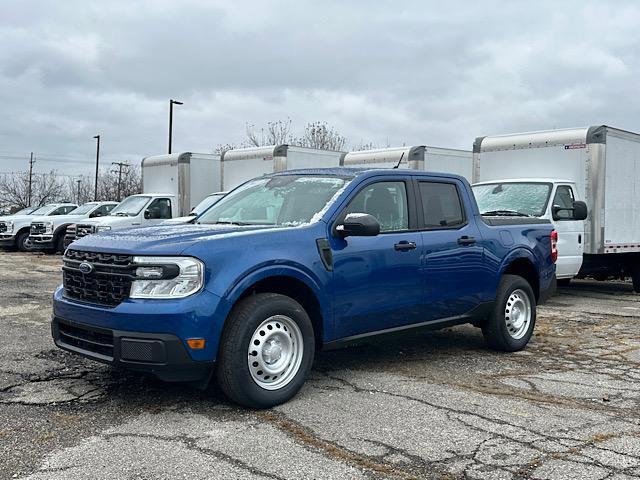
[216,293,315,408]
[483,274,536,352]
[16,231,33,252]
[55,232,66,253]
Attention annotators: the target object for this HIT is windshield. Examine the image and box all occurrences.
[473,182,552,217]
[198,175,349,226]
[191,193,226,215]
[13,207,37,215]
[67,203,97,215]
[109,196,150,216]
[30,205,57,216]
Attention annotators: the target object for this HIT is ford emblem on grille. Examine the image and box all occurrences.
[78,262,94,275]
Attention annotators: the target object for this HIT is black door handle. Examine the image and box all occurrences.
[457,236,476,246]
[394,241,417,251]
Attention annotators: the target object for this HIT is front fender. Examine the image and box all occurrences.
[207,262,332,344]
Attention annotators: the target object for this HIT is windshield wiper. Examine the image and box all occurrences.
[481,209,531,217]
[204,221,253,226]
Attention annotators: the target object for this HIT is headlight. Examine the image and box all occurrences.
[96,226,111,232]
[130,256,204,299]
[5,221,13,233]
[44,221,53,234]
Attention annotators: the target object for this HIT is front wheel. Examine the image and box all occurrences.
[483,274,536,352]
[16,231,33,252]
[216,293,315,408]
[632,268,640,293]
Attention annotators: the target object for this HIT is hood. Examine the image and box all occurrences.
[76,215,135,227]
[69,223,277,255]
[0,214,36,223]
[162,216,195,225]
[30,214,87,225]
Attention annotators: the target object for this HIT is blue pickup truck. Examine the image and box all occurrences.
[52,168,556,408]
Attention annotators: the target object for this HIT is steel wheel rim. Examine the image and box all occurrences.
[248,315,304,391]
[504,289,531,339]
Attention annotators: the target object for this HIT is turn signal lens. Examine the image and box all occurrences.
[187,338,206,350]
[550,230,558,263]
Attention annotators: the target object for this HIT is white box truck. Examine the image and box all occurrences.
[472,125,640,291]
[341,145,473,180]
[220,145,345,191]
[142,152,222,216]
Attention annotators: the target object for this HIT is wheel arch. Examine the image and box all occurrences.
[500,251,540,300]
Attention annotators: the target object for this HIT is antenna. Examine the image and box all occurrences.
[393,152,405,169]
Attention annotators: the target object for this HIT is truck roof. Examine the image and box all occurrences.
[269,167,469,183]
[473,178,575,186]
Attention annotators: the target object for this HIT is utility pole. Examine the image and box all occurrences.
[93,135,100,201]
[27,152,35,207]
[76,179,82,204]
[168,99,183,154]
[111,162,129,201]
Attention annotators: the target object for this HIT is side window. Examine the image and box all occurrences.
[419,182,465,229]
[104,204,115,214]
[146,198,172,219]
[552,186,575,220]
[343,181,408,232]
[92,205,111,217]
[51,207,68,215]
[64,206,76,214]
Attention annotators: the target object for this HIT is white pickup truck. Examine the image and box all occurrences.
[65,193,178,246]
[0,203,78,251]
[29,201,118,252]
[473,125,640,292]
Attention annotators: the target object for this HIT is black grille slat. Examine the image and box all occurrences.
[74,224,95,239]
[63,249,134,307]
[31,223,47,235]
[0,222,7,233]
[57,321,114,358]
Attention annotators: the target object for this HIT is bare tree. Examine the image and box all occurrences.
[0,171,67,210]
[246,119,293,147]
[96,165,141,201]
[292,121,347,151]
[0,172,30,210]
[65,175,94,205]
[213,143,237,155]
[35,172,68,205]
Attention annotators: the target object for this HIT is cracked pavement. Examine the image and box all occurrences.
[1,251,639,479]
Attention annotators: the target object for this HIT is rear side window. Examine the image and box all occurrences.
[419,182,464,229]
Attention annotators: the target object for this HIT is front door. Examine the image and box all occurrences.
[550,185,584,278]
[330,179,424,339]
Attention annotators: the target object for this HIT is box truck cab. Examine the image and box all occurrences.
[473,179,587,282]
[65,194,177,246]
[0,203,78,251]
[473,126,640,291]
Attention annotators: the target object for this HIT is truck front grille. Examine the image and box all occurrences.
[62,249,134,307]
[30,222,47,235]
[0,222,6,233]
[55,319,115,360]
[74,224,95,239]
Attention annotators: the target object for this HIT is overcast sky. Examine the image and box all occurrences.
[1,0,639,177]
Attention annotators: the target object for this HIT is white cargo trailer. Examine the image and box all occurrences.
[341,145,473,180]
[220,145,345,191]
[472,125,640,291]
[141,152,221,216]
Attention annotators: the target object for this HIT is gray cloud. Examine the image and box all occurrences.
[1,0,639,176]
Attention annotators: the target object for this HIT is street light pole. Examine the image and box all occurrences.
[93,135,100,201]
[168,99,183,154]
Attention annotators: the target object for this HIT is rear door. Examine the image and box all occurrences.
[550,184,583,278]
[416,178,486,319]
[330,178,424,338]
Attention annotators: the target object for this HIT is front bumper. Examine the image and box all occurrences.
[30,234,55,248]
[0,234,16,247]
[52,316,213,382]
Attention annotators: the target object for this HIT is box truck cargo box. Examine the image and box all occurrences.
[142,152,221,216]
[472,125,640,291]
[221,145,345,190]
[341,146,473,180]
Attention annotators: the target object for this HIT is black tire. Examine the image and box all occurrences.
[16,231,32,252]
[483,274,536,352]
[557,278,571,287]
[632,269,640,293]
[216,293,315,409]
[55,232,66,253]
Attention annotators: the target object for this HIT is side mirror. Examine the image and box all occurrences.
[90,211,102,218]
[552,200,588,221]
[144,210,152,220]
[335,213,380,238]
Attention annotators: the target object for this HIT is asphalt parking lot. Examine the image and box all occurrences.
[1,251,639,480]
